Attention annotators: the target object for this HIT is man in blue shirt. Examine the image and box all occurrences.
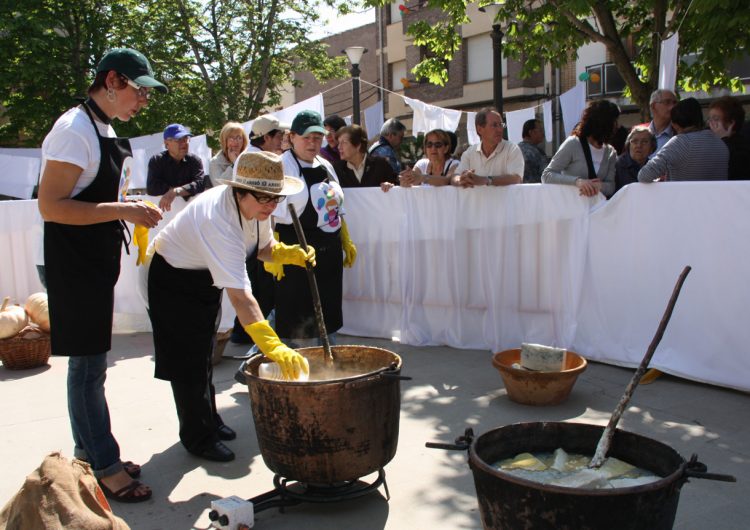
[368,118,406,173]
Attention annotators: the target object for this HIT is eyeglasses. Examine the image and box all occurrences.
[657,99,677,105]
[250,191,284,204]
[630,139,652,146]
[124,78,151,100]
[425,141,445,149]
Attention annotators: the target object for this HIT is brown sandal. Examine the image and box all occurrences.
[121,461,141,478]
[98,479,152,504]
[79,459,141,479]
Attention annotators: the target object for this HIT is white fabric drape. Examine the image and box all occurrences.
[364,100,385,139]
[403,97,462,135]
[129,132,163,189]
[658,32,679,91]
[341,185,598,351]
[575,182,750,392]
[242,93,326,138]
[466,112,480,146]
[542,101,553,142]
[0,155,41,199]
[560,83,586,137]
[505,107,536,145]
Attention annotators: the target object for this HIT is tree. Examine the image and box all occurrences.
[365,0,750,117]
[0,0,347,147]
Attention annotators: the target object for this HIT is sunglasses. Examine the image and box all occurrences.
[425,141,445,149]
[124,77,151,100]
[250,191,284,204]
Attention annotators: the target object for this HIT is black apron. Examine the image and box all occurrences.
[44,105,131,356]
[275,152,343,338]
[149,252,222,382]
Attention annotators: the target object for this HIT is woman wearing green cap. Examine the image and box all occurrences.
[37,48,166,503]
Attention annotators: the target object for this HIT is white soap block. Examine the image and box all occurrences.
[548,468,610,489]
[551,448,569,472]
[520,343,567,371]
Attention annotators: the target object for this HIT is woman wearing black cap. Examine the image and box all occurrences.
[37,48,166,503]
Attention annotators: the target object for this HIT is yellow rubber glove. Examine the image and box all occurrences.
[244,320,310,380]
[340,218,357,268]
[133,225,149,265]
[264,260,285,281]
[270,241,316,268]
[264,232,285,280]
[133,200,157,266]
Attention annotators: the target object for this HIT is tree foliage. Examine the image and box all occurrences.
[365,0,750,116]
[0,0,347,147]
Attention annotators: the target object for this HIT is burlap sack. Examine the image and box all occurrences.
[0,452,130,530]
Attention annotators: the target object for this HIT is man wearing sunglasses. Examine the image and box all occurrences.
[147,123,206,212]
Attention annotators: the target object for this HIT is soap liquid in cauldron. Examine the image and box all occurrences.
[494,448,660,489]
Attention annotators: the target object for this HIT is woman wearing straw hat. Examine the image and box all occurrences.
[147,151,314,462]
[38,47,166,503]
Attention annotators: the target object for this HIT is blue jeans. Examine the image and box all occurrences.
[67,354,122,478]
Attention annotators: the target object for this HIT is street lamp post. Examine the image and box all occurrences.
[343,46,368,125]
[479,4,504,116]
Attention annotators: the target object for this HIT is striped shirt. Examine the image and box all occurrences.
[638,129,729,182]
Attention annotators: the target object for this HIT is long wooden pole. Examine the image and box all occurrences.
[288,204,334,364]
[590,265,692,468]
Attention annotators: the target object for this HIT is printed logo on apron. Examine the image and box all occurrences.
[311,180,344,232]
[118,156,134,202]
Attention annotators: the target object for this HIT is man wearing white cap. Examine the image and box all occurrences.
[146,151,314,462]
[248,114,290,154]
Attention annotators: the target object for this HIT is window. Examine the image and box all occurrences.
[466,33,505,83]
[389,2,402,24]
[585,62,625,98]
[391,61,407,91]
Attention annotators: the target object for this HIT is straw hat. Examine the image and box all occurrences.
[218,151,303,196]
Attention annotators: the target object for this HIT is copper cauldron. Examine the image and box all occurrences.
[244,345,406,484]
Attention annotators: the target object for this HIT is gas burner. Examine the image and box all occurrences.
[249,469,389,514]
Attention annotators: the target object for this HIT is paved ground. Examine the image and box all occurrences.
[1,333,748,529]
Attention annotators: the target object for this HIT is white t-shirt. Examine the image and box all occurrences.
[455,140,525,178]
[152,185,272,290]
[273,150,344,231]
[40,106,116,197]
[589,143,605,174]
[414,158,459,179]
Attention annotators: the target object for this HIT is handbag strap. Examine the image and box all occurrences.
[578,137,598,180]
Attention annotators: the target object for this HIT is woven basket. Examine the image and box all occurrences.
[0,326,52,370]
[212,328,233,365]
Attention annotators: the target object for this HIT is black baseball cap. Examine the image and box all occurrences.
[96,48,168,93]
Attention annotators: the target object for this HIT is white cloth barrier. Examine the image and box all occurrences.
[575,182,750,392]
[2,182,748,391]
[0,155,41,199]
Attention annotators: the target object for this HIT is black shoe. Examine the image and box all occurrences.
[191,441,235,462]
[234,367,248,386]
[230,330,251,345]
[217,424,236,441]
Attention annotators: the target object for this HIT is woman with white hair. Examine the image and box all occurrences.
[614,126,655,192]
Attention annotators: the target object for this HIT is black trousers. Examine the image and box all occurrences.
[169,363,224,453]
